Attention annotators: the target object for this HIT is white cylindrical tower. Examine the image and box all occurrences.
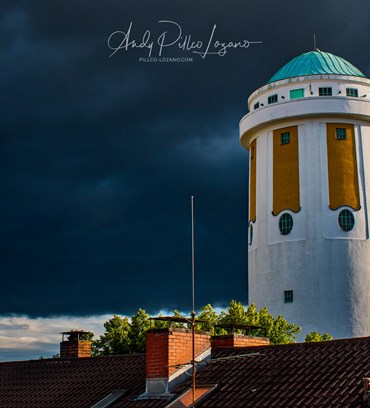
[240,50,370,339]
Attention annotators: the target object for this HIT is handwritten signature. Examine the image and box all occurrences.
[107,21,262,59]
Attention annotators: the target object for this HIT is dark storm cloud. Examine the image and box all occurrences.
[1,0,370,317]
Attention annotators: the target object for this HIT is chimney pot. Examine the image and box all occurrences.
[212,334,270,349]
[60,330,92,359]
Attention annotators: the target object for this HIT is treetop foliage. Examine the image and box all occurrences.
[304,331,333,342]
[197,300,301,344]
[90,300,305,356]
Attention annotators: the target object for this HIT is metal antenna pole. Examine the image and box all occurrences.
[191,195,195,313]
[191,195,196,407]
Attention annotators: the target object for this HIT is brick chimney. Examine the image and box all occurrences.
[212,333,270,349]
[362,377,370,407]
[60,330,92,359]
[140,328,211,398]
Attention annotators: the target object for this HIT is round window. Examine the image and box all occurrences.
[279,213,293,235]
[338,209,355,231]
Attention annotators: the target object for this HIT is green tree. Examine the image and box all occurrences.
[80,331,94,341]
[264,314,300,344]
[197,304,219,335]
[172,309,186,329]
[245,303,260,326]
[152,314,168,329]
[219,300,249,330]
[128,309,151,353]
[305,331,333,342]
[92,314,131,356]
[218,300,301,344]
[92,301,303,355]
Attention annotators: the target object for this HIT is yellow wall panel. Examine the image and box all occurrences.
[326,123,360,210]
[273,126,300,215]
[249,139,257,222]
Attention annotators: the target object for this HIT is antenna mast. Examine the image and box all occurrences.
[191,196,195,313]
[191,195,196,408]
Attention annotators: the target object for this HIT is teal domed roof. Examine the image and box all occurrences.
[267,50,366,83]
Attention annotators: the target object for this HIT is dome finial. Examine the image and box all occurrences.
[313,33,317,51]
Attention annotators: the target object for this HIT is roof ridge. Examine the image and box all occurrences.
[0,352,146,365]
[212,336,370,354]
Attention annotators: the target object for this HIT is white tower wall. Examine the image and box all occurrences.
[240,74,370,339]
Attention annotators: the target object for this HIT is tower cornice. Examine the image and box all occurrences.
[240,97,370,149]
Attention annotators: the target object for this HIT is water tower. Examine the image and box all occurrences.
[240,50,370,338]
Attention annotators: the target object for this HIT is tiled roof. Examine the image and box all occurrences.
[189,337,370,407]
[1,337,370,407]
[0,354,148,408]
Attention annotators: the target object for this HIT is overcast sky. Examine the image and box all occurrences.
[1,0,370,360]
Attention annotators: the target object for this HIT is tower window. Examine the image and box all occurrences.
[250,145,255,158]
[280,132,290,145]
[335,128,347,140]
[290,89,304,99]
[279,213,293,235]
[254,102,260,110]
[319,87,332,96]
[338,209,355,232]
[284,290,293,303]
[268,94,278,104]
[249,224,253,246]
[346,88,358,97]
